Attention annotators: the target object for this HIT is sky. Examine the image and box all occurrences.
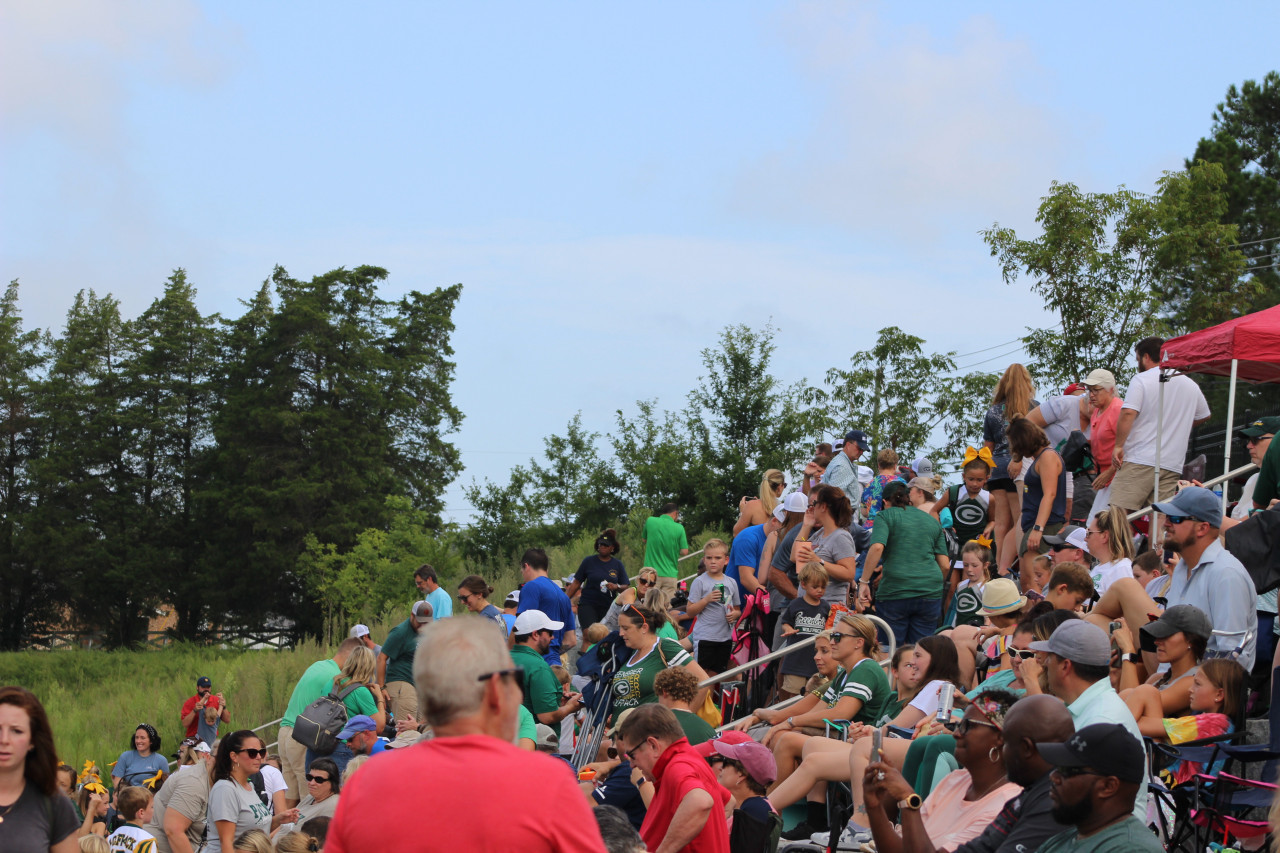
[2,1,1277,524]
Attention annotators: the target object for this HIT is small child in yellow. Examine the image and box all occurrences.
[107,786,157,853]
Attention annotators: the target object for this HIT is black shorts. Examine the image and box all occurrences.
[696,639,733,673]
[987,476,1017,493]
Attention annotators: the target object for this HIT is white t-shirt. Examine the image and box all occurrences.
[259,764,287,809]
[1121,368,1210,472]
[108,824,158,853]
[1092,558,1133,597]
[1039,394,1088,447]
[908,679,954,717]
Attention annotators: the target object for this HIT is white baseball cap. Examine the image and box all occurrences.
[513,610,564,634]
[773,491,809,521]
[348,624,370,639]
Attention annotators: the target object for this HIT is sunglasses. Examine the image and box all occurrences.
[236,748,267,759]
[457,592,473,604]
[955,718,1001,736]
[828,631,849,643]
[475,666,524,683]
[305,774,331,784]
[625,603,645,620]
[637,578,652,587]
[1006,648,1036,660]
[1164,515,1196,525]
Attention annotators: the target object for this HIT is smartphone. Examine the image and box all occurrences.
[871,726,883,764]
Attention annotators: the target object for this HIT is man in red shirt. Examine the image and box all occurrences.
[325,616,605,852]
[618,703,730,853]
[179,676,229,739]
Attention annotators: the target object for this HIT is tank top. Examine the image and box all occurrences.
[1022,450,1066,530]
[949,485,990,545]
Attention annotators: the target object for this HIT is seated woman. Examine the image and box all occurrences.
[602,567,658,631]
[770,636,963,842]
[762,614,893,788]
[848,691,1023,852]
[947,577,1028,689]
[1116,605,1211,720]
[294,757,340,823]
[731,632,842,734]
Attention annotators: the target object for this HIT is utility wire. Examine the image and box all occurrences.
[1228,236,1278,249]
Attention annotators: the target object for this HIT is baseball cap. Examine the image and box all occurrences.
[1062,382,1086,395]
[1153,486,1222,528]
[1043,524,1088,551]
[912,457,934,477]
[1239,416,1280,439]
[1083,368,1116,389]
[348,624,370,639]
[196,676,212,688]
[980,578,1027,616]
[514,609,564,635]
[774,491,809,521]
[857,465,874,487]
[505,589,520,606]
[907,476,936,496]
[412,600,434,620]
[692,729,754,758]
[713,738,778,786]
[607,707,636,739]
[1028,619,1111,668]
[192,741,212,755]
[337,714,378,740]
[534,724,559,750]
[843,429,869,451]
[1140,604,1213,652]
[1036,723,1146,784]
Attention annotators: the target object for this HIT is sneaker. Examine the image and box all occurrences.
[830,823,873,851]
[809,830,831,847]
[781,821,824,842]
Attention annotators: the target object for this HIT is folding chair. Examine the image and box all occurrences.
[1192,771,1277,851]
[1146,732,1239,853]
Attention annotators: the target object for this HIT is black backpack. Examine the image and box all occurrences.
[291,682,361,755]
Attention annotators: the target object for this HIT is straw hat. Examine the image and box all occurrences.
[980,578,1027,616]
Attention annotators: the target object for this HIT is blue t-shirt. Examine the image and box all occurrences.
[114,750,169,787]
[592,760,646,830]
[726,524,768,596]
[423,586,453,618]
[516,576,575,665]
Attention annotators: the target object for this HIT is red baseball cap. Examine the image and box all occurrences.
[692,729,754,758]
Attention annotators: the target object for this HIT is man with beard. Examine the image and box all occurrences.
[1034,723,1163,853]
[950,695,1076,853]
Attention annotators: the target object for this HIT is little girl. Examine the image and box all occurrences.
[948,542,994,628]
[1131,658,1247,784]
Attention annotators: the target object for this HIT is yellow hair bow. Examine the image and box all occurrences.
[962,446,995,468]
[974,534,994,548]
[143,769,165,790]
[82,779,108,795]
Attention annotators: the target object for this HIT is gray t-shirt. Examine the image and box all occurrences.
[808,526,857,606]
[688,573,740,642]
[147,764,210,853]
[768,524,804,613]
[205,778,271,853]
[0,786,80,851]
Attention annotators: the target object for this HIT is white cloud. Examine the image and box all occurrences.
[729,1,1071,239]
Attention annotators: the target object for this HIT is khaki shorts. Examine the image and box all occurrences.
[780,674,809,695]
[656,576,679,595]
[1019,522,1064,557]
[1110,464,1181,513]
[277,726,307,801]
[386,680,418,723]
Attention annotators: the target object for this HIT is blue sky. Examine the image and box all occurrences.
[2,1,1276,523]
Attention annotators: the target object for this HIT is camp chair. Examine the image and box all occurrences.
[1145,732,1239,852]
[1191,772,1277,851]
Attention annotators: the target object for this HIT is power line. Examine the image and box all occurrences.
[950,335,1027,359]
[950,342,1028,373]
[1230,236,1279,249]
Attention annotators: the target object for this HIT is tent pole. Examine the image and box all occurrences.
[1155,368,1165,549]
[1222,358,1238,516]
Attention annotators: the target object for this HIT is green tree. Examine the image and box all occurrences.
[611,399,700,517]
[0,281,50,649]
[820,326,992,466]
[1185,71,1280,322]
[982,165,1244,388]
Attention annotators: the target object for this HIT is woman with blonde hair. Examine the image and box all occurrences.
[984,363,1037,574]
[733,469,787,534]
[304,645,386,772]
[603,566,659,631]
[1084,506,1136,597]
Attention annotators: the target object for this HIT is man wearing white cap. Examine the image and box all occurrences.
[511,610,583,726]
[348,624,381,659]
[729,495,793,598]
[1082,368,1124,521]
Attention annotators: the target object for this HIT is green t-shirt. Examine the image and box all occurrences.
[1036,816,1164,853]
[517,704,537,744]
[870,506,947,600]
[658,621,679,642]
[642,515,689,578]
[282,659,340,728]
[819,659,893,725]
[611,638,691,719]
[1257,438,1280,507]
[381,619,419,685]
[512,643,562,716]
[331,677,377,718]
[673,708,717,745]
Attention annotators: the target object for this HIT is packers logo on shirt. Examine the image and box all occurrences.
[954,502,986,527]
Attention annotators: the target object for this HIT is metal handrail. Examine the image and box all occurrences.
[166,716,284,769]
[1123,461,1258,523]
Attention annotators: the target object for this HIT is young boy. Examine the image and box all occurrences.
[1131,550,1170,599]
[712,737,778,826]
[686,539,741,676]
[1043,562,1095,612]
[778,562,832,698]
[108,786,157,853]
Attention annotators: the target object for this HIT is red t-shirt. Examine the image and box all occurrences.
[180,694,222,738]
[1090,397,1124,471]
[326,733,605,852]
[641,738,731,853]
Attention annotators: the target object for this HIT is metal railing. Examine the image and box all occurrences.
[1124,461,1257,524]
[166,716,283,770]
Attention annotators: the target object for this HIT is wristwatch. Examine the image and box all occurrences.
[1032,524,1043,532]
[898,793,923,810]
[1125,653,1142,665]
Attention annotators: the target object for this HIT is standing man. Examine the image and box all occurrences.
[414,564,454,618]
[278,637,362,807]
[617,703,730,853]
[642,503,690,595]
[822,429,870,511]
[1110,337,1210,515]
[180,676,230,744]
[1035,724,1164,853]
[514,548,576,665]
[378,601,434,724]
[510,610,583,726]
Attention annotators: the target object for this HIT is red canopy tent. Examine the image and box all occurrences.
[1161,303,1280,511]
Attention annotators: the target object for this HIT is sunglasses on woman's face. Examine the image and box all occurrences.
[305,774,330,784]
[236,748,267,759]
[1007,648,1036,660]
[638,578,651,587]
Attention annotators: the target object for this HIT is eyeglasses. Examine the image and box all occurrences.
[1164,515,1194,525]
[305,774,331,784]
[1053,765,1102,779]
[458,592,473,605]
[828,632,849,643]
[637,578,652,587]
[623,740,652,762]
[1247,435,1274,446]
[236,748,267,759]
[1006,648,1036,660]
[1085,529,1103,537]
[475,666,524,683]
[955,718,1001,736]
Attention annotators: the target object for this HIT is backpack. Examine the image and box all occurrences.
[291,682,362,755]
[1058,430,1094,475]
